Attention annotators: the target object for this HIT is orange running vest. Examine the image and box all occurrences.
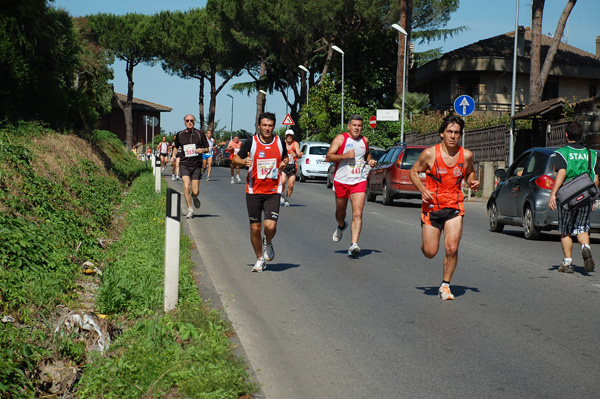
[421,144,466,213]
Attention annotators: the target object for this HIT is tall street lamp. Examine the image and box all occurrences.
[509,0,520,165]
[226,94,234,141]
[392,23,408,143]
[331,45,345,129]
[298,65,310,140]
[259,89,267,112]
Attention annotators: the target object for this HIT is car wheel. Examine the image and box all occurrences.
[366,181,376,202]
[382,182,393,205]
[523,206,541,240]
[297,166,306,182]
[488,201,505,233]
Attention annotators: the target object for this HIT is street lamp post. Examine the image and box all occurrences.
[298,65,310,140]
[331,45,345,129]
[391,23,408,143]
[259,90,267,112]
[226,94,234,141]
[509,0,520,165]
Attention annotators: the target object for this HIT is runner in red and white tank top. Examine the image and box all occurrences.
[333,133,368,185]
[231,113,288,273]
[325,115,377,258]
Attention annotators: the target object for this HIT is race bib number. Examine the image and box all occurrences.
[183,144,198,157]
[347,161,364,176]
[234,147,240,155]
[288,156,295,165]
[257,158,278,179]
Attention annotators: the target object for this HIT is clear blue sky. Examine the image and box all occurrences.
[51,0,599,135]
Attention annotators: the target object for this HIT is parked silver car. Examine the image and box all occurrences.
[296,141,331,182]
[487,147,600,240]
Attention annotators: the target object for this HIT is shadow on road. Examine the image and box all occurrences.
[333,248,381,257]
[415,285,480,298]
[548,264,594,276]
[259,263,301,272]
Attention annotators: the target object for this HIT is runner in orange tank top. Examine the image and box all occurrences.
[410,115,480,300]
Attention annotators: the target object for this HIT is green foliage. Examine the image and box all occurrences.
[87,130,146,183]
[0,3,112,131]
[96,172,199,316]
[0,324,48,398]
[77,304,257,398]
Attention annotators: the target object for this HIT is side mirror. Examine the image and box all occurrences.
[495,169,506,179]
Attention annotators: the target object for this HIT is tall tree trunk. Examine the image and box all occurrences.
[121,59,135,149]
[208,70,217,132]
[396,0,413,100]
[528,0,577,105]
[198,77,205,131]
[255,54,266,134]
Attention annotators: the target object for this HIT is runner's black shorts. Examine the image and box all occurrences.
[180,164,203,180]
[282,164,297,177]
[246,193,281,224]
[421,207,462,230]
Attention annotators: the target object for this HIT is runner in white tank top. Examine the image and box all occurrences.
[333,133,368,185]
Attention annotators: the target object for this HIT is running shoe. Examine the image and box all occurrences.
[438,285,455,300]
[280,197,285,205]
[558,260,574,273]
[176,175,180,180]
[231,177,235,184]
[206,177,211,181]
[192,196,201,209]
[582,246,595,272]
[236,175,242,183]
[263,238,275,261]
[252,257,266,272]
[332,221,348,242]
[348,243,360,257]
[284,201,290,207]
[185,208,194,219]
[172,174,176,181]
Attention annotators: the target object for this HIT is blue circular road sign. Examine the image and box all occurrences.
[454,95,475,117]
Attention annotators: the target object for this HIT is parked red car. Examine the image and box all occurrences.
[366,144,429,205]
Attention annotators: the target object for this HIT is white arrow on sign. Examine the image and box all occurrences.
[459,97,470,115]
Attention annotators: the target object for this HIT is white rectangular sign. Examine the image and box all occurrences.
[376,109,399,121]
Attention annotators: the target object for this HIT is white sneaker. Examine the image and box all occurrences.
[172,175,175,181]
[185,208,194,219]
[332,221,348,242]
[280,197,285,205]
[206,177,211,181]
[348,243,360,257]
[176,175,180,180]
[231,177,235,184]
[236,175,241,183]
[284,201,289,207]
[252,257,266,272]
[438,285,455,300]
[263,238,275,261]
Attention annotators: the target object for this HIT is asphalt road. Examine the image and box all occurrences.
[164,166,600,399]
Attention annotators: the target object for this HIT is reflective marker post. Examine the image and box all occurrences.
[155,158,161,193]
[164,188,181,312]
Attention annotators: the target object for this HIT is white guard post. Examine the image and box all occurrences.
[155,158,161,193]
[164,188,181,312]
[152,154,156,176]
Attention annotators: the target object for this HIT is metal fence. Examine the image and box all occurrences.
[404,125,508,163]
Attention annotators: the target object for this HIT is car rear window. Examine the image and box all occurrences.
[401,148,425,169]
[370,149,385,161]
[309,146,329,155]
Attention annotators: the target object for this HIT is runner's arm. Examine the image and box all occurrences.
[325,135,353,163]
